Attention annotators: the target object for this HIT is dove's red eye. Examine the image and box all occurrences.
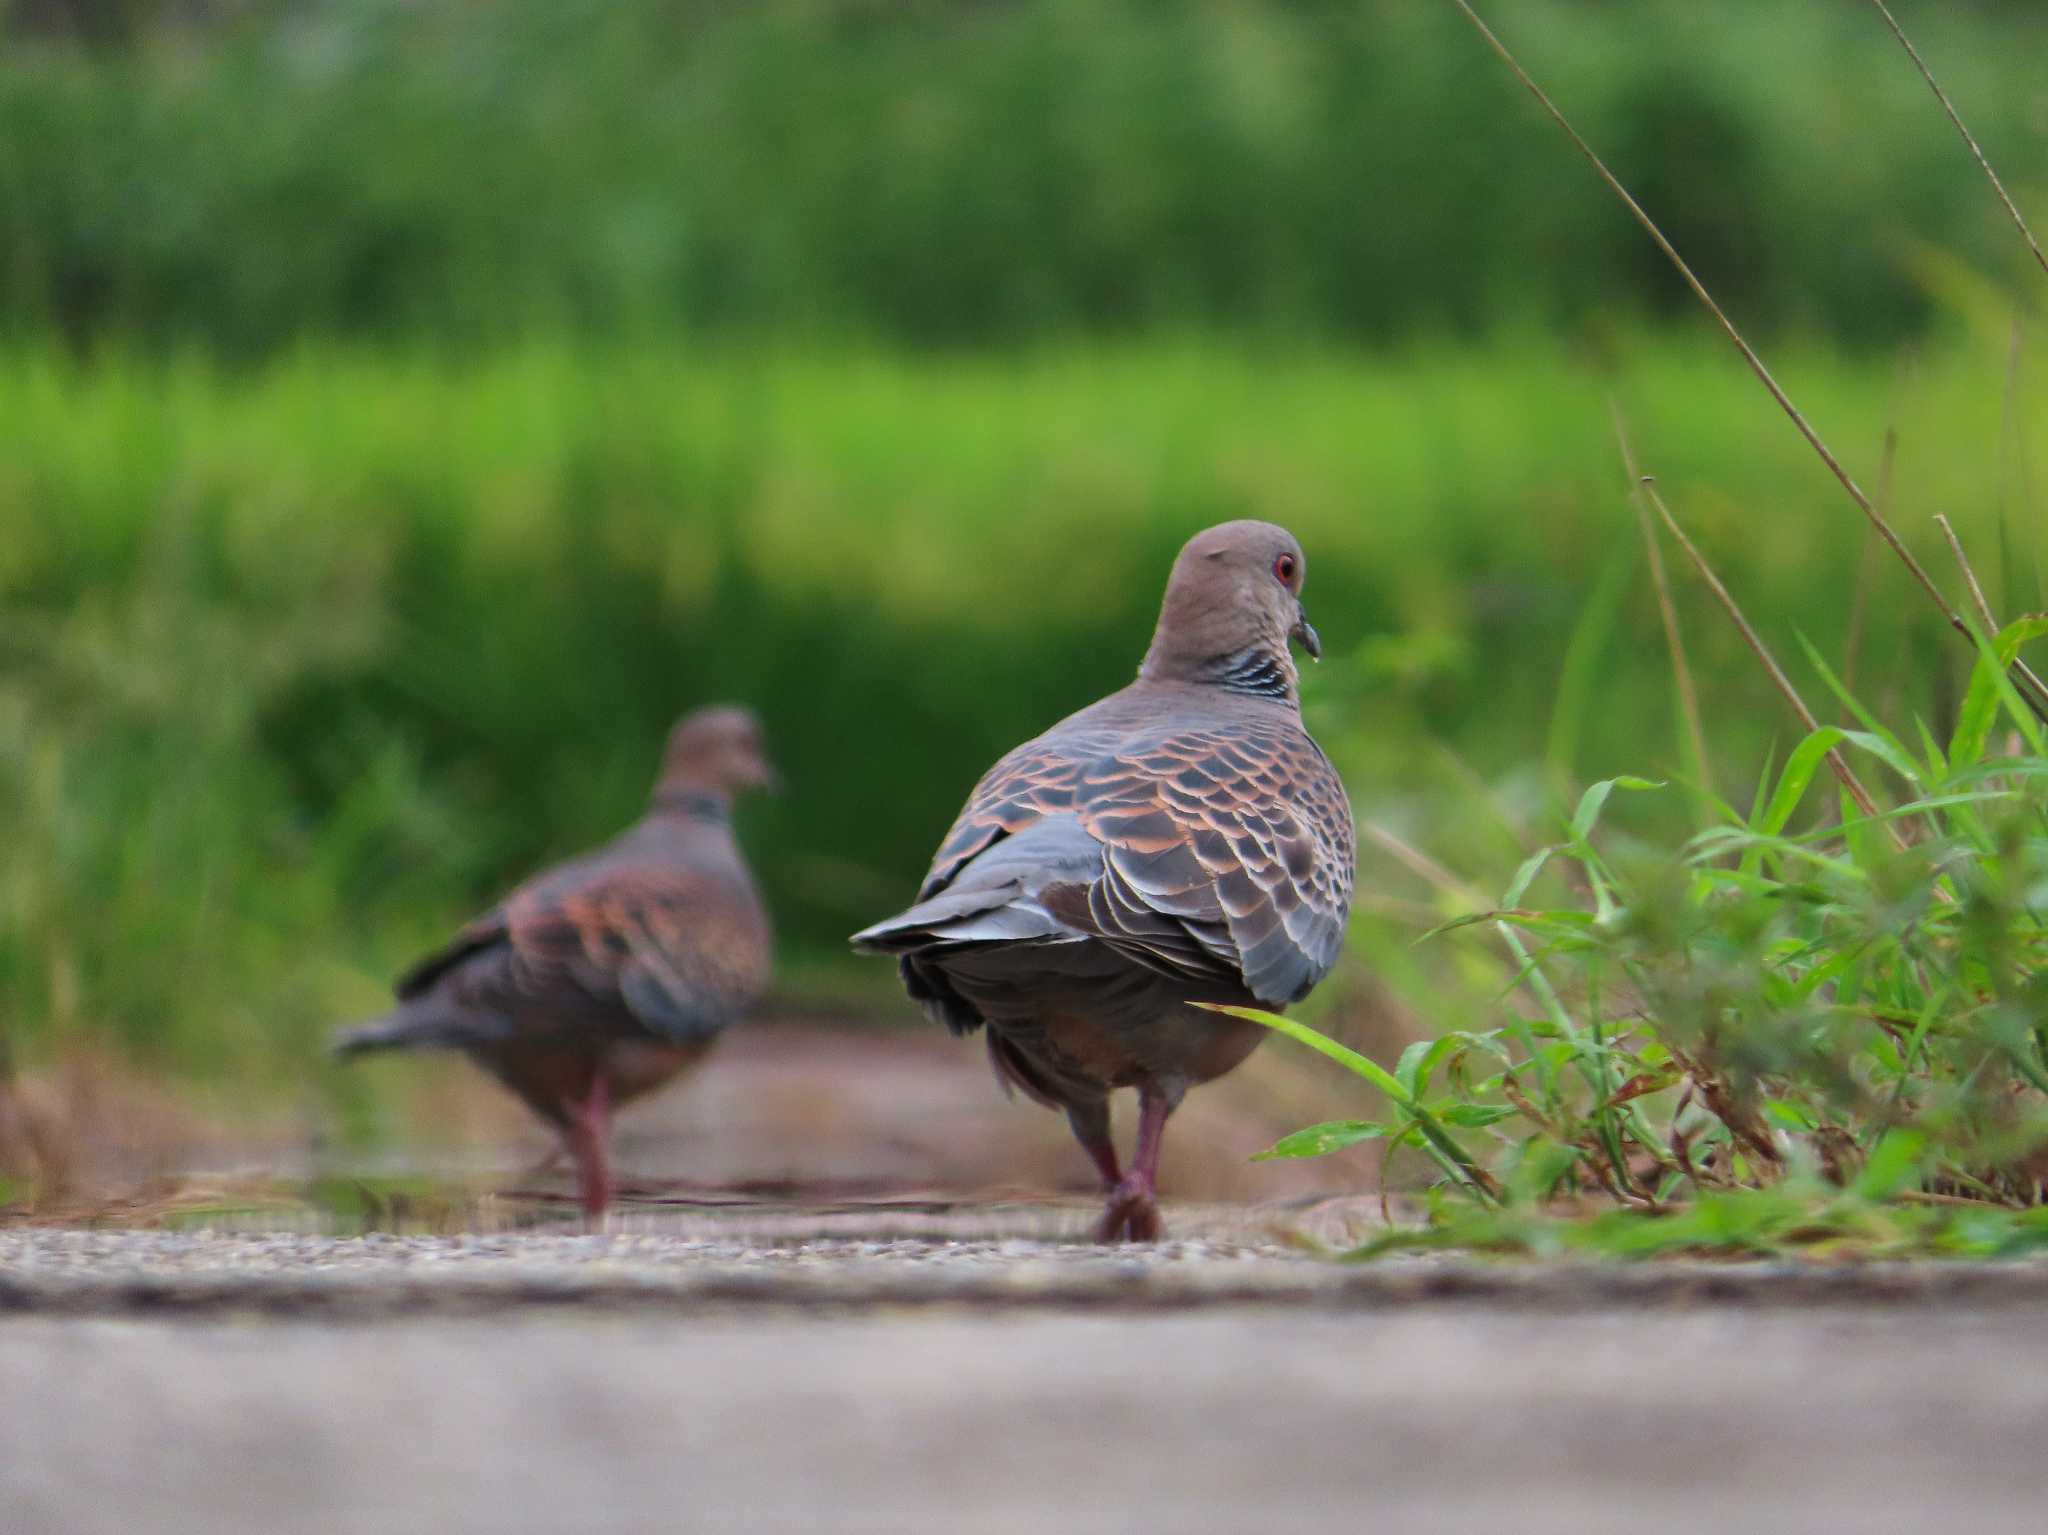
[1273,553,1298,586]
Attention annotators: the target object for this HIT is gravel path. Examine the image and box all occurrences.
[7,1228,2048,1311]
[8,1232,2048,1534]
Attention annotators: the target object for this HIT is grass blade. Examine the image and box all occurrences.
[1203,1004,1500,1201]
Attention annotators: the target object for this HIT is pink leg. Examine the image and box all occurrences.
[564,1073,613,1228]
[1065,1101,1121,1191]
[1094,1085,1176,1244]
[1130,1088,1171,1187]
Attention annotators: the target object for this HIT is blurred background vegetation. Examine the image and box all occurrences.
[1,0,2044,1142]
[5,0,2047,348]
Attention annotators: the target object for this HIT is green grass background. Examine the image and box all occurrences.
[4,330,2042,1095]
[3,0,2045,352]
[2,0,2046,1138]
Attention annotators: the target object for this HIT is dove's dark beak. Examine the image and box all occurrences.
[1291,605,1323,662]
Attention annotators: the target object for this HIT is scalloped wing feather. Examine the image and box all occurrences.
[501,867,769,1043]
[919,707,1354,1007]
[402,857,770,1048]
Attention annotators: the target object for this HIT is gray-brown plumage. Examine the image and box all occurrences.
[332,706,775,1222]
[852,521,1354,1241]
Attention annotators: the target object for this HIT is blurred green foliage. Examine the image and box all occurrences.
[1247,619,2048,1255]
[3,0,2047,1129]
[0,0,2044,351]
[2,333,2042,1087]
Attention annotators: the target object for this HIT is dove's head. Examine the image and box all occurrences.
[657,705,778,800]
[1138,520,1320,698]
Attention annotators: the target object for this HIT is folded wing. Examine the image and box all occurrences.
[395,858,769,1047]
[857,713,1353,1011]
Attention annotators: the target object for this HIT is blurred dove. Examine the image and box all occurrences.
[333,706,775,1223]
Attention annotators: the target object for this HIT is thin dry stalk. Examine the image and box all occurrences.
[1840,428,1897,705]
[1633,474,1902,843]
[1864,0,2048,283]
[1935,514,2001,640]
[1612,402,1712,796]
[1932,513,2029,772]
[1363,821,1487,909]
[1449,0,2048,725]
[1350,890,1449,926]
[1895,1188,2013,1211]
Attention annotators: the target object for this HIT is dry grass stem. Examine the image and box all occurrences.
[1865,0,2048,283]
[1612,401,1712,796]
[1450,0,2048,725]
[1632,474,1899,839]
[1935,514,2002,640]
[1350,889,1450,926]
[1363,822,1488,909]
[1895,1187,2011,1211]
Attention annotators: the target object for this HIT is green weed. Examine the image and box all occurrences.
[1246,618,2048,1258]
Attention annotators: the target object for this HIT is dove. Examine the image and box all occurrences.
[333,706,775,1222]
[853,522,1354,1240]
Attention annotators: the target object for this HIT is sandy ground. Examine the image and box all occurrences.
[4,1017,1390,1213]
[7,1233,2048,1534]
[10,1024,2048,1534]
